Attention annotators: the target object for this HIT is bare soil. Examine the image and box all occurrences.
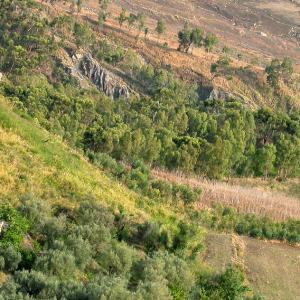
[108,0,300,64]
[205,232,300,300]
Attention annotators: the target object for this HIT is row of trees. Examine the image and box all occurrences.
[178,22,218,53]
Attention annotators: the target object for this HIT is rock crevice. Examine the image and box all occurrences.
[79,53,130,99]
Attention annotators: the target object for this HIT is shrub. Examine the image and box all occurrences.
[0,246,22,272]
[0,205,30,250]
[95,40,125,65]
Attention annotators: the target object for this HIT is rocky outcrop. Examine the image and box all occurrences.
[79,54,130,99]
[56,49,131,99]
[208,88,245,102]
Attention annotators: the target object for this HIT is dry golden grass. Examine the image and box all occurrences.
[152,169,300,221]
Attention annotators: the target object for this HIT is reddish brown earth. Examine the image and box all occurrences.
[86,0,300,65]
[40,0,300,108]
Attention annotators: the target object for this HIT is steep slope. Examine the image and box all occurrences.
[50,0,300,109]
[0,96,143,217]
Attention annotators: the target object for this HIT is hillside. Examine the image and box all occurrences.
[0,96,299,299]
[0,97,142,214]
[68,0,300,109]
[111,0,300,64]
[1,84,300,300]
[0,0,300,299]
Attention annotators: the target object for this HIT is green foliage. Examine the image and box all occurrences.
[0,205,30,250]
[178,22,204,53]
[195,266,248,299]
[192,204,300,244]
[98,0,111,28]
[211,56,233,80]
[0,0,55,74]
[0,198,253,299]
[0,246,22,272]
[2,73,300,180]
[2,3,297,181]
[254,144,276,178]
[74,22,95,49]
[178,23,217,53]
[265,57,294,88]
[204,33,218,52]
[117,8,127,28]
[89,152,202,206]
[127,13,137,30]
[0,2,298,298]
[95,40,126,65]
[156,18,166,40]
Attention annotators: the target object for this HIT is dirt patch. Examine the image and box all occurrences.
[244,237,300,300]
[109,0,300,64]
[204,232,300,300]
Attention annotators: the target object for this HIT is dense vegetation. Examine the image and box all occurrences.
[1,0,299,181]
[89,153,300,244]
[2,73,299,180]
[0,1,299,298]
[191,205,300,244]
[0,201,256,299]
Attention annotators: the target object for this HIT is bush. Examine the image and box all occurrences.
[194,205,300,244]
[89,152,125,178]
[0,205,30,250]
[136,221,168,252]
[95,40,125,65]
[0,246,22,272]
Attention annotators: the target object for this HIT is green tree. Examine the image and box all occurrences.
[155,18,166,42]
[265,57,294,88]
[275,134,300,179]
[117,8,127,28]
[190,27,204,53]
[204,33,218,52]
[255,144,276,178]
[218,267,248,300]
[178,23,204,53]
[127,13,137,31]
[73,22,95,49]
[98,0,111,29]
[200,137,233,179]
[178,22,192,53]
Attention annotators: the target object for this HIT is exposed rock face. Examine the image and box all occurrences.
[208,88,244,102]
[79,53,130,99]
[56,49,131,99]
